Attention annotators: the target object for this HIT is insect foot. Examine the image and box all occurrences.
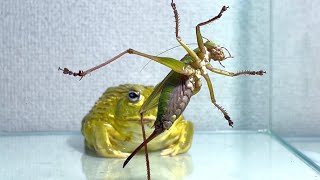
[58,67,84,78]
[256,70,266,76]
[217,6,229,18]
[224,115,234,128]
[248,70,266,76]
[234,70,266,76]
[244,70,266,76]
[222,6,229,12]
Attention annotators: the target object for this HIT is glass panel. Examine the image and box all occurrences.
[1,0,320,178]
[271,0,320,171]
[0,0,270,132]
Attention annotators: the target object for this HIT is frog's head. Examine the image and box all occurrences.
[106,84,157,127]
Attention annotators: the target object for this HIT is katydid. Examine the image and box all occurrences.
[59,0,266,177]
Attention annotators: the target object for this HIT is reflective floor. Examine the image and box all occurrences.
[285,137,320,168]
[0,132,319,180]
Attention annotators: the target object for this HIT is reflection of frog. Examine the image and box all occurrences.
[81,152,193,180]
[82,84,194,158]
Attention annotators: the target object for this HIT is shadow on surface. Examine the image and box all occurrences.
[67,134,85,153]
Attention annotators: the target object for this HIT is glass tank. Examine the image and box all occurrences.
[0,0,319,179]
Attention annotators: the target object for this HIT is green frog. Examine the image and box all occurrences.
[82,84,194,158]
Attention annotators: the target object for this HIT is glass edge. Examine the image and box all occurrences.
[0,129,269,136]
[195,129,269,134]
[0,131,81,137]
[269,130,320,174]
[268,0,273,133]
[0,129,268,137]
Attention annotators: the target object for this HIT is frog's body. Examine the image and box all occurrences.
[81,84,194,158]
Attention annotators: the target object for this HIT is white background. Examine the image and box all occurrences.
[1,0,316,136]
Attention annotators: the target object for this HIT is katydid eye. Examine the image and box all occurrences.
[127,90,140,103]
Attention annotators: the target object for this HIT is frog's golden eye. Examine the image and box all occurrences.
[127,90,141,103]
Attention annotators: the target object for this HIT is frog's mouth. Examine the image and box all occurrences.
[128,117,156,125]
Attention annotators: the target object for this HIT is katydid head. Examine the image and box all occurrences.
[204,41,233,67]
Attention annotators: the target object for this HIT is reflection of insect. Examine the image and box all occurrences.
[60,0,266,179]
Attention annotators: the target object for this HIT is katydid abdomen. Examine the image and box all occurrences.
[123,72,194,167]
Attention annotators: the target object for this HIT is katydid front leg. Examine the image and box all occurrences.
[171,0,201,64]
[196,6,229,55]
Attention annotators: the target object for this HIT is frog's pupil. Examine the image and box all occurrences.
[128,91,140,103]
[129,92,138,98]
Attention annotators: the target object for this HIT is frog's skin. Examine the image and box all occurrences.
[82,84,194,158]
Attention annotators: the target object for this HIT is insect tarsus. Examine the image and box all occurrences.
[58,67,83,77]
[235,70,266,76]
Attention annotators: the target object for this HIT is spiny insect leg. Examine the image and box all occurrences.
[213,101,233,127]
[171,0,200,62]
[170,0,201,63]
[203,73,233,127]
[197,6,229,27]
[206,64,266,77]
[234,70,266,76]
[171,0,180,38]
[140,113,151,180]
[59,49,193,79]
[196,6,229,53]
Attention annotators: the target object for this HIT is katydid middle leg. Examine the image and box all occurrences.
[202,73,234,127]
[203,65,265,127]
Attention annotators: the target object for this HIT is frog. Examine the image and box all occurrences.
[81,84,194,158]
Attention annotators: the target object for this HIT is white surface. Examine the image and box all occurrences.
[0,0,270,132]
[0,132,319,180]
[285,137,320,166]
[303,151,320,166]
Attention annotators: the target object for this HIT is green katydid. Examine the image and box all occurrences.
[59,0,266,178]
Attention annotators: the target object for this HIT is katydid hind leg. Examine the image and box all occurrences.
[140,113,151,180]
[123,128,164,168]
[59,50,128,79]
[59,49,192,79]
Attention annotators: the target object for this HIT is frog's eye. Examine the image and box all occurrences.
[127,90,141,103]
